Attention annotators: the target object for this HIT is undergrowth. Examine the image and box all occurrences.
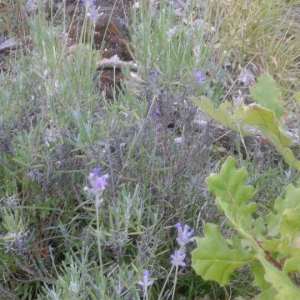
[0,0,299,299]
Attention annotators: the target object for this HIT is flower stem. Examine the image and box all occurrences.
[171,265,178,300]
[96,196,105,297]
[158,265,174,300]
[144,286,149,300]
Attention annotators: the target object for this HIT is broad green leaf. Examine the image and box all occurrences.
[262,239,281,253]
[277,236,300,257]
[259,127,300,170]
[249,73,283,118]
[191,223,254,286]
[232,104,300,170]
[264,185,300,257]
[278,209,300,239]
[253,217,267,239]
[256,288,278,300]
[261,235,300,267]
[250,260,271,290]
[267,184,300,237]
[191,95,300,170]
[191,97,232,128]
[206,156,256,234]
[284,257,300,273]
[233,104,292,148]
[190,96,252,135]
[259,255,300,299]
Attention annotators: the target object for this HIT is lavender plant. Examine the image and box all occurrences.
[138,270,154,300]
[158,223,194,300]
[2,0,299,299]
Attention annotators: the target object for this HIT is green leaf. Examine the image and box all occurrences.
[206,156,256,235]
[191,223,254,286]
[249,73,283,118]
[256,288,278,300]
[253,217,267,239]
[190,95,300,170]
[267,184,300,237]
[233,104,292,148]
[262,239,281,253]
[259,255,300,299]
[250,260,271,290]
[279,209,300,239]
[190,96,252,135]
[284,257,300,273]
[277,236,300,257]
[264,185,300,257]
[233,104,300,169]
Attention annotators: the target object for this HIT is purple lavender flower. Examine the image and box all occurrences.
[175,223,194,246]
[167,28,176,38]
[87,4,102,23]
[88,170,108,191]
[91,168,100,175]
[193,70,205,84]
[151,107,160,117]
[152,68,158,77]
[171,247,186,267]
[138,270,154,287]
[84,168,109,204]
[82,0,101,24]
[82,0,95,6]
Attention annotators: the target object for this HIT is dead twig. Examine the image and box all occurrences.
[96,59,138,71]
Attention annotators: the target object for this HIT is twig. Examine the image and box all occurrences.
[96,59,138,71]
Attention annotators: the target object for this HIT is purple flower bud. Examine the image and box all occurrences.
[171,247,186,267]
[167,28,176,38]
[138,270,154,287]
[92,168,100,175]
[152,68,158,77]
[82,0,95,5]
[193,70,205,84]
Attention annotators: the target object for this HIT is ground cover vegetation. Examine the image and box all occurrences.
[0,0,300,299]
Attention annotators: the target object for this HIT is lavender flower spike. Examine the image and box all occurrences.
[171,247,186,267]
[84,168,109,201]
[87,4,102,23]
[193,70,205,84]
[174,223,194,246]
[82,0,95,6]
[152,68,158,77]
[138,270,154,287]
